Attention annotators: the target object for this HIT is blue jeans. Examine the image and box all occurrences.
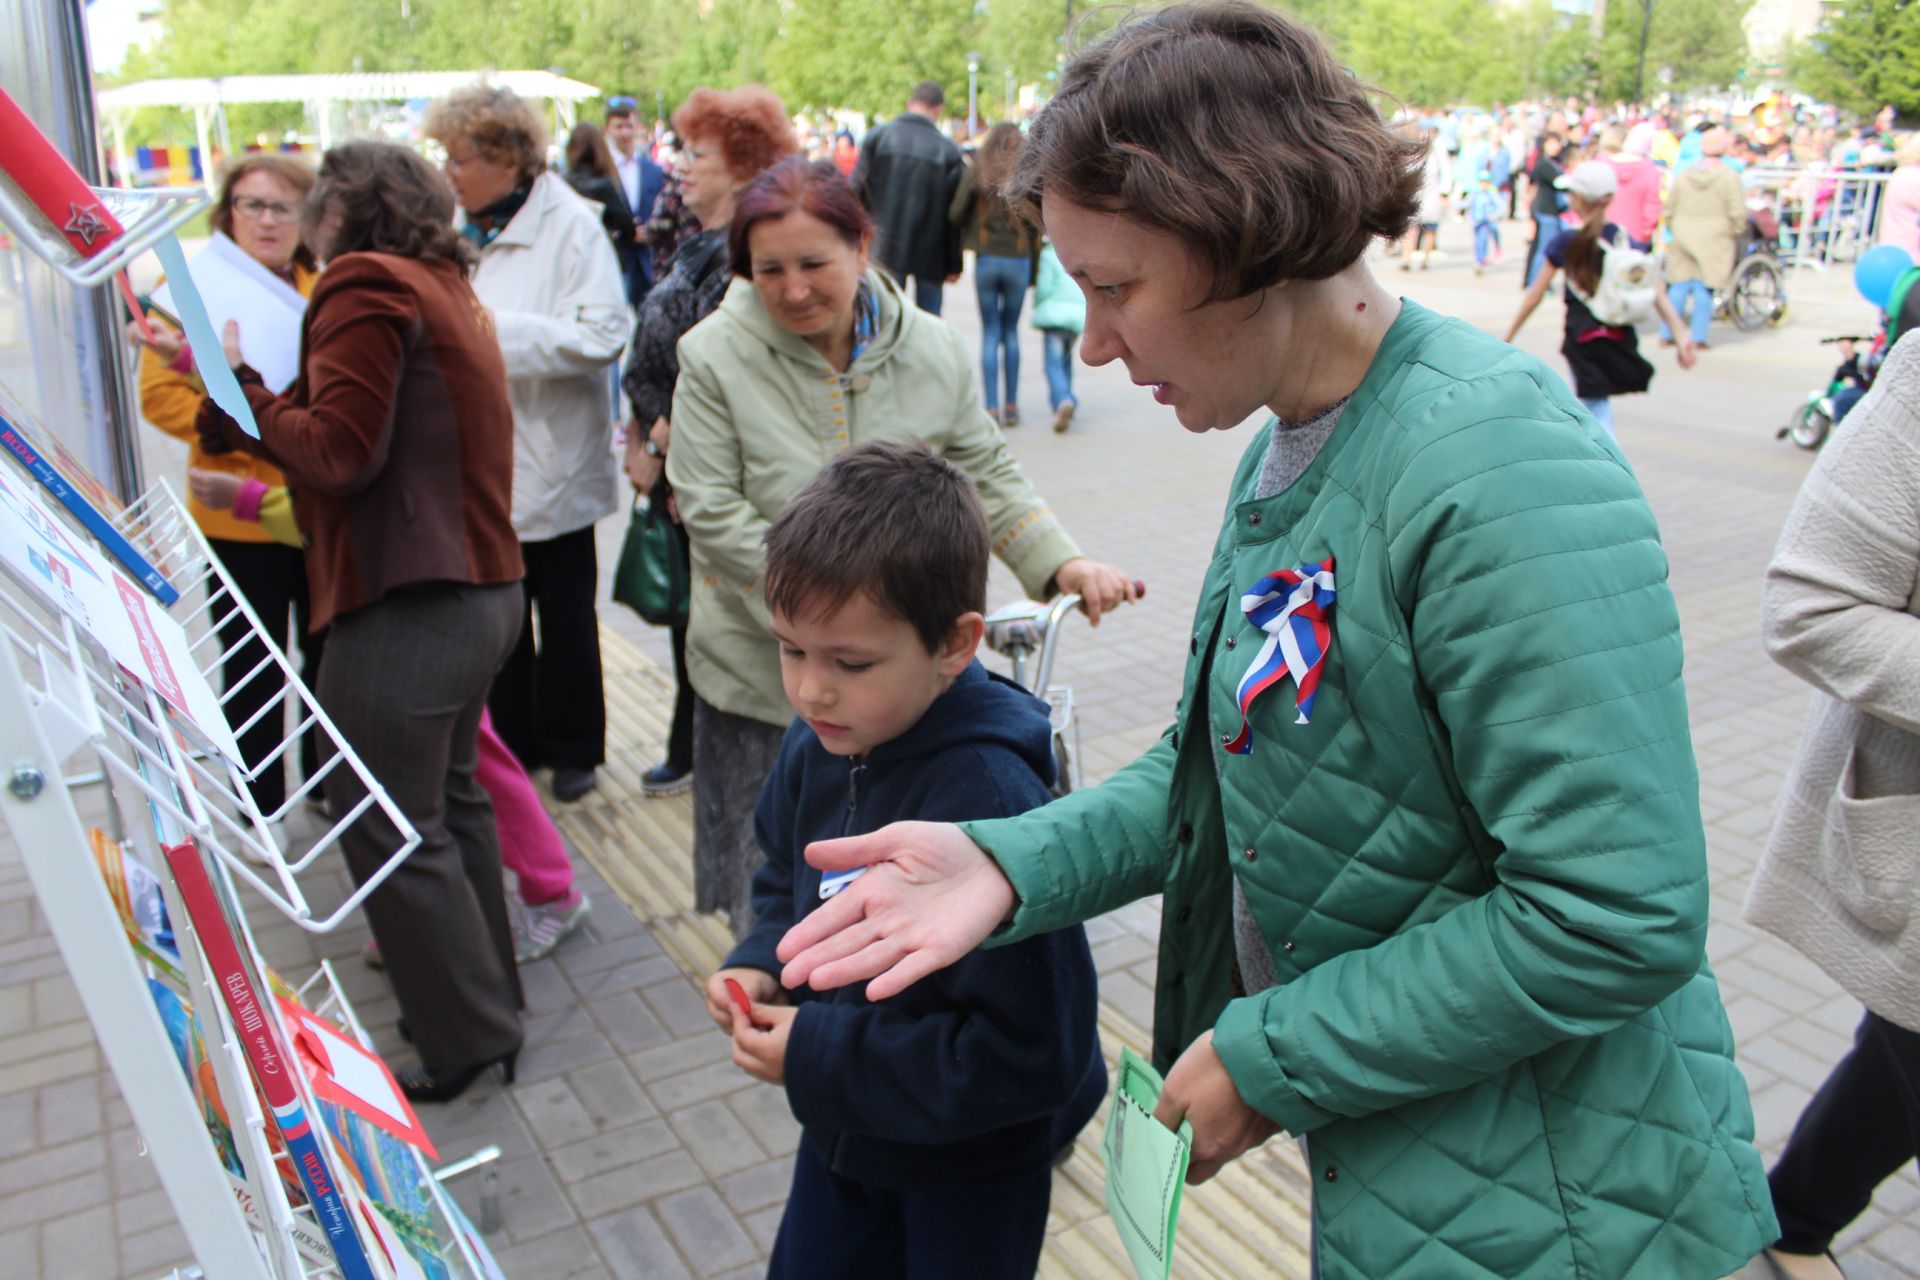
[1041,329,1077,411]
[889,266,944,315]
[1473,219,1500,265]
[974,255,1030,411]
[1579,396,1616,439]
[1526,213,1559,287]
[1662,278,1713,345]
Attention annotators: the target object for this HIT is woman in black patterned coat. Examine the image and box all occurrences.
[620,85,798,797]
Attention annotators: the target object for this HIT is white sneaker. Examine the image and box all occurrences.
[514,892,591,963]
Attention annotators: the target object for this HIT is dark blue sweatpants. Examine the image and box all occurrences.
[766,1131,1053,1279]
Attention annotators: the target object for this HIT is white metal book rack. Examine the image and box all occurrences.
[0,468,500,1279]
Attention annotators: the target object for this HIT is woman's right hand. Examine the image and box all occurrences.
[624,424,663,493]
[776,820,1016,1002]
[126,317,185,364]
[187,468,243,511]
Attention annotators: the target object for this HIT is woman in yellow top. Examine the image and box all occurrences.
[133,152,325,818]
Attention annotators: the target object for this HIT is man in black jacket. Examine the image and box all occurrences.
[854,82,964,316]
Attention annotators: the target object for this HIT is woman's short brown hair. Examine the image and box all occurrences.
[672,86,799,181]
[210,152,319,272]
[1004,1,1425,302]
[302,142,474,269]
[423,84,549,185]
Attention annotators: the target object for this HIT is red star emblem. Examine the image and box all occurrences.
[64,202,111,247]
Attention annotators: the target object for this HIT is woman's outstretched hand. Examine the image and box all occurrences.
[776,820,1016,1002]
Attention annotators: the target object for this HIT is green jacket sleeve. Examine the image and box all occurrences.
[1214,405,1710,1136]
[666,344,772,589]
[961,731,1179,938]
[932,324,1082,597]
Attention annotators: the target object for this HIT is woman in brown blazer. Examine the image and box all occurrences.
[200,142,528,1102]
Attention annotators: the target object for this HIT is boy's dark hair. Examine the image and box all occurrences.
[909,81,946,109]
[764,440,989,654]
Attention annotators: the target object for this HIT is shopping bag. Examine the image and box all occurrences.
[611,495,688,627]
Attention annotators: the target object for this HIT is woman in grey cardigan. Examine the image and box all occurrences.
[1747,331,1920,1280]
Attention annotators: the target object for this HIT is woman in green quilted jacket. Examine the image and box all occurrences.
[776,5,1778,1277]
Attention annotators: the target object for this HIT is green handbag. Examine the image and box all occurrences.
[612,496,689,627]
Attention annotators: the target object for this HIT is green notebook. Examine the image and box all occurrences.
[1102,1048,1193,1280]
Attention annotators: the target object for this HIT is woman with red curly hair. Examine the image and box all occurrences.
[620,86,799,800]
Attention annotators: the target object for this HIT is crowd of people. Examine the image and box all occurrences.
[117,5,1920,1275]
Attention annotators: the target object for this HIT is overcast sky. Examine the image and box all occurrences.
[86,0,149,74]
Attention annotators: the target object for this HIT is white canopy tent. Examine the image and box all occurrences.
[97,70,602,186]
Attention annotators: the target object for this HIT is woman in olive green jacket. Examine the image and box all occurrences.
[668,156,1133,936]
[776,7,1777,1277]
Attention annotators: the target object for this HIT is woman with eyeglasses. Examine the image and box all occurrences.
[196,141,530,1103]
[131,153,329,823]
[424,84,629,805]
[619,86,800,804]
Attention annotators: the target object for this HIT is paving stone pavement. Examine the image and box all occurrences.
[3,227,1917,1277]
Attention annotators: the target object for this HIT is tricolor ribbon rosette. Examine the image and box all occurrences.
[1222,556,1335,755]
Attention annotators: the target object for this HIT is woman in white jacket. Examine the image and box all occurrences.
[428,85,629,802]
[1747,331,1920,1280]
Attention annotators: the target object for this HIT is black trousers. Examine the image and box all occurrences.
[766,1131,1051,1280]
[1769,1008,1920,1253]
[320,582,525,1072]
[665,622,693,769]
[209,537,329,815]
[488,526,606,771]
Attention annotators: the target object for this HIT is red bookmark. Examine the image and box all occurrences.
[723,977,766,1029]
[116,271,155,343]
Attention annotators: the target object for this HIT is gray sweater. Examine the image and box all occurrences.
[1746,332,1920,1032]
[1225,397,1349,994]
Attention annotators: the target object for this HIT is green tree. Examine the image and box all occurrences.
[1346,0,1529,105]
[1790,0,1920,118]
[766,0,978,117]
[660,0,783,107]
[1594,0,1754,102]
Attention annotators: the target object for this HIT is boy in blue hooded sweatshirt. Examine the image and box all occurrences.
[706,439,1105,1279]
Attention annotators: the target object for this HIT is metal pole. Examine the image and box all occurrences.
[1005,68,1015,119]
[1633,0,1653,108]
[967,54,980,140]
[54,0,144,500]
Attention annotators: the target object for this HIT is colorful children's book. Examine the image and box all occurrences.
[163,837,379,1280]
[91,827,181,982]
[0,383,177,602]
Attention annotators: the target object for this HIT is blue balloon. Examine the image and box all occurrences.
[1855,244,1914,309]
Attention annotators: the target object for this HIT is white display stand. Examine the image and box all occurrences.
[0,463,508,1279]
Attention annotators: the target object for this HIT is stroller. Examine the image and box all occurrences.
[1779,333,1882,450]
[1779,258,1920,449]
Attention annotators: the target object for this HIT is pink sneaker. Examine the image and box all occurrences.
[515,891,591,963]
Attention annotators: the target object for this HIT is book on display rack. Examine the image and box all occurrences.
[0,382,177,603]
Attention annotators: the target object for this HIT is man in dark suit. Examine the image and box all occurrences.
[605,96,666,312]
[853,82,964,316]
